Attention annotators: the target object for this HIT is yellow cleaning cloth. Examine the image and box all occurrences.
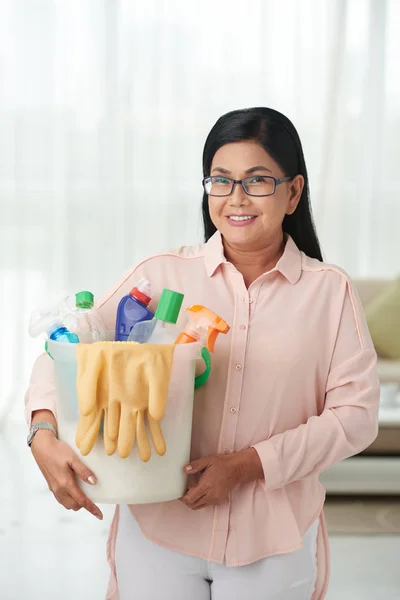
[75,342,175,461]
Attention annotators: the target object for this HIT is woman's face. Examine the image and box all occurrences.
[208,141,303,252]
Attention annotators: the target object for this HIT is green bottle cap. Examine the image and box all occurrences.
[154,289,184,324]
[76,290,94,309]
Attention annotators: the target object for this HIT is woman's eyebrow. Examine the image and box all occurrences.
[211,165,273,175]
[245,166,272,174]
[211,167,231,174]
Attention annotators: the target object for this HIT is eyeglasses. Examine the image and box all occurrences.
[202,175,292,197]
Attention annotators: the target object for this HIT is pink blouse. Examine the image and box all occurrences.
[25,232,380,600]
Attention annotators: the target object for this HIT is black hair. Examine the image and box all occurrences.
[201,107,323,261]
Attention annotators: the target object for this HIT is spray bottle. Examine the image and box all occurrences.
[175,305,230,351]
[175,305,230,389]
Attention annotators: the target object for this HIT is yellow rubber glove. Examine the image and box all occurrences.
[75,344,117,456]
[108,343,175,461]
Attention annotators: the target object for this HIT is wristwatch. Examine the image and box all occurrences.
[27,422,58,447]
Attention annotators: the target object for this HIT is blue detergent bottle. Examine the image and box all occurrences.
[115,278,154,342]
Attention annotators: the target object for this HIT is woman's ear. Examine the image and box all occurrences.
[286,175,304,215]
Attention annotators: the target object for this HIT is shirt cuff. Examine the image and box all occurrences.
[251,439,285,490]
[24,383,58,428]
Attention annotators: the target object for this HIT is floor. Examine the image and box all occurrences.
[1,426,399,600]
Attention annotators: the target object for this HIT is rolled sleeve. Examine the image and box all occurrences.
[24,353,57,427]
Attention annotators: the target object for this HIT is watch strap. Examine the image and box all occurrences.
[27,422,58,447]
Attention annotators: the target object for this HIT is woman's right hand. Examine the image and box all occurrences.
[31,430,103,520]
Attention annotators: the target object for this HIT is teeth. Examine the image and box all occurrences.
[229,216,255,221]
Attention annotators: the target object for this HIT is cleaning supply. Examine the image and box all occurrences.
[175,305,230,352]
[115,278,154,342]
[75,341,175,461]
[64,290,106,343]
[75,343,115,456]
[50,334,211,504]
[175,305,229,390]
[128,288,184,344]
[29,307,79,344]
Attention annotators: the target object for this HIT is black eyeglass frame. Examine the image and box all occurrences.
[202,175,292,197]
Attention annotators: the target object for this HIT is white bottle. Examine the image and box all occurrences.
[147,319,180,344]
[129,289,184,344]
[64,290,106,343]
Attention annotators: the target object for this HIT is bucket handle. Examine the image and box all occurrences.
[44,341,54,360]
[194,347,212,390]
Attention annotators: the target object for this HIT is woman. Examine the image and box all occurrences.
[26,107,380,600]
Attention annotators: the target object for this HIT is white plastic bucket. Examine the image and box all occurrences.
[47,333,209,505]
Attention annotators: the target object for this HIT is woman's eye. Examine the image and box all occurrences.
[215,177,230,185]
[247,176,264,184]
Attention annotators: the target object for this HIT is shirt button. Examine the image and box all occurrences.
[230,407,237,414]
[249,298,254,304]
[239,324,247,331]
[235,364,242,371]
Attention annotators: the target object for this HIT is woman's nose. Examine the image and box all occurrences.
[228,182,249,206]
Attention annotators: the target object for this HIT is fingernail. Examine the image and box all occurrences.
[88,475,97,485]
[185,465,193,472]
[96,513,103,520]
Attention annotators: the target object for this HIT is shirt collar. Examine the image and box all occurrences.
[204,231,228,277]
[275,234,303,285]
[204,230,302,285]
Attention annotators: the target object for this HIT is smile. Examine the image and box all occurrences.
[228,215,256,221]
[226,215,257,226]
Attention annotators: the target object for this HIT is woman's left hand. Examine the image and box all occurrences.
[180,448,263,510]
[180,453,239,509]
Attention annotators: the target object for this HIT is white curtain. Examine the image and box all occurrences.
[1,0,399,422]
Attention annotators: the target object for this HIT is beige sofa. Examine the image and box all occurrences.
[354,279,400,457]
[354,279,400,385]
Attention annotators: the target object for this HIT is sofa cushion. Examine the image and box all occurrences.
[365,278,400,360]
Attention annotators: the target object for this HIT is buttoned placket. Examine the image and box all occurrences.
[209,272,252,562]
